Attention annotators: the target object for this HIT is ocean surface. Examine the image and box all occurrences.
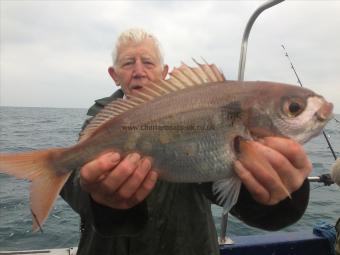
[0,106,339,251]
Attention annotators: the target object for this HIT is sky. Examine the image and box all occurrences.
[1,1,339,113]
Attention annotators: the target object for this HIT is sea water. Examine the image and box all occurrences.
[0,106,339,250]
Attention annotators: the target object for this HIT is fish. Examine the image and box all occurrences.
[0,62,333,231]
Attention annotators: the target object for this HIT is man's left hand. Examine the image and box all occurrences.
[234,137,312,205]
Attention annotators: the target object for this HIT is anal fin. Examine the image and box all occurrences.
[212,176,242,214]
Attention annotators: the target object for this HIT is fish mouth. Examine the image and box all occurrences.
[315,101,333,122]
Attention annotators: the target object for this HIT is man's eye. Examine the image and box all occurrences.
[123,62,133,66]
[144,61,154,66]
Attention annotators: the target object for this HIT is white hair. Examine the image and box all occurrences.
[112,28,164,67]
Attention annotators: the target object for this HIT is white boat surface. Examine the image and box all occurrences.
[0,247,77,255]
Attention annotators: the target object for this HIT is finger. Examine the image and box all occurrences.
[234,160,270,204]
[260,137,310,170]
[133,170,158,203]
[100,153,141,193]
[242,141,296,185]
[238,140,291,200]
[105,170,158,210]
[117,157,152,199]
[235,159,290,205]
[80,152,120,186]
[256,141,307,190]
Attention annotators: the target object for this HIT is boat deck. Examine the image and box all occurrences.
[0,231,332,255]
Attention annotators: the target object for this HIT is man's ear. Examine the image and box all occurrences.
[162,64,169,79]
[108,67,120,86]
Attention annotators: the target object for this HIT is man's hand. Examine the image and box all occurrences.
[80,152,158,209]
[234,137,312,205]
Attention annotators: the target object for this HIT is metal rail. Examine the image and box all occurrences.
[219,0,285,245]
[238,0,285,81]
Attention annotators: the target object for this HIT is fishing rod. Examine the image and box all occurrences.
[281,44,337,161]
[308,174,334,186]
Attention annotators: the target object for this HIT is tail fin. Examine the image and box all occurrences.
[0,148,70,231]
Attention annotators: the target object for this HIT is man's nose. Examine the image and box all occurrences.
[133,60,146,77]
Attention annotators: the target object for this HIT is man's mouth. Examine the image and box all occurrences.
[130,84,143,90]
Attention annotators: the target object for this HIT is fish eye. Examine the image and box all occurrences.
[283,98,305,117]
[289,102,301,114]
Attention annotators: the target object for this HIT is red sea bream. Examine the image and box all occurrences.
[0,62,333,231]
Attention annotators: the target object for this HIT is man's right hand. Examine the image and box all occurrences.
[80,152,158,209]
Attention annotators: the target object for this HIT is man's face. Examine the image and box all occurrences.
[109,38,168,97]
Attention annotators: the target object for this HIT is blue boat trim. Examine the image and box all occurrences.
[219,231,332,255]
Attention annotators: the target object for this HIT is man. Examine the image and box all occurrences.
[61,28,311,255]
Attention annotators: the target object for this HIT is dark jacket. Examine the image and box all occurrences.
[60,89,310,255]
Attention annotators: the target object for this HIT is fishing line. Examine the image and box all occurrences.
[281,44,338,161]
[311,185,327,191]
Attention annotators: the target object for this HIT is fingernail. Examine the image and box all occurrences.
[127,153,141,163]
[257,138,265,144]
[141,158,152,170]
[234,160,240,169]
[234,136,242,154]
[110,152,120,162]
[98,173,108,182]
[149,171,159,182]
[233,160,244,174]
[234,136,251,155]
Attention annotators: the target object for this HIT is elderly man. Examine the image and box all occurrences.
[61,28,311,255]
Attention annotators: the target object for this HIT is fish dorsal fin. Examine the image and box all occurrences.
[79,61,225,142]
[78,98,140,141]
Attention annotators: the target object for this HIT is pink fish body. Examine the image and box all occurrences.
[0,62,333,231]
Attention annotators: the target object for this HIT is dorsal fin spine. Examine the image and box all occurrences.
[129,97,145,104]
[116,99,136,107]
[180,68,200,85]
[179,64,201,85]
[191,68,206,83]
[210,64,225,81]
[112,107,125,112]
[125,100,139,106]
[114,102,131,110]
[199,64,215,82]
[162,79,181,90]
[142,86,163,97]
[133,91,154,101]
[169,74,190,88]
[171,71,194,87]
[192,58,212,82]
[159,80,177,92]
[110,104,128,112]
[150,81,170,94]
